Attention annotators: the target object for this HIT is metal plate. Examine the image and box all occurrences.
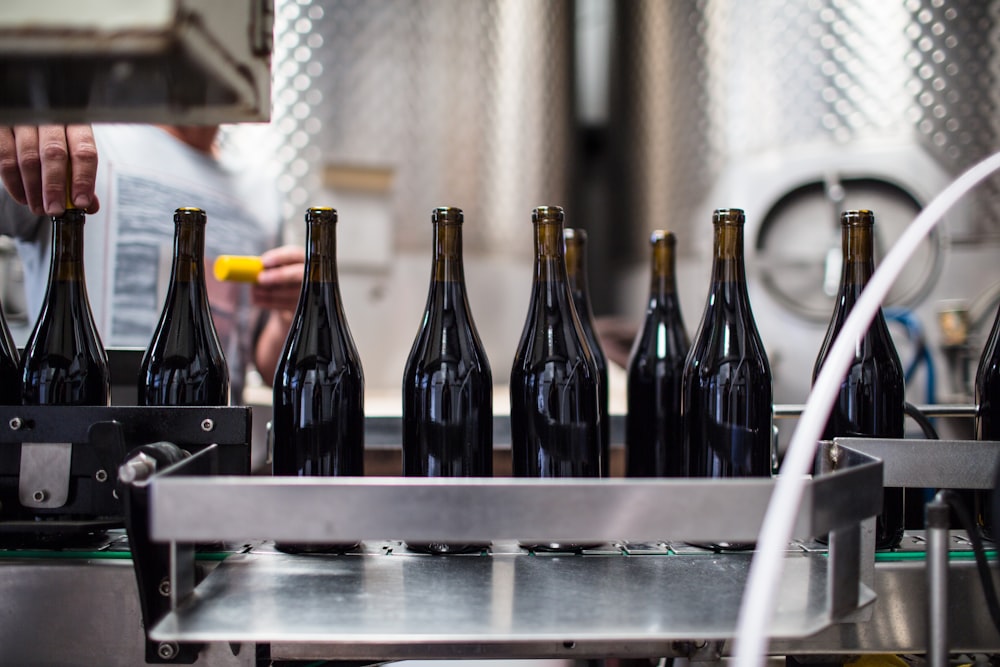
[151,547,874,651]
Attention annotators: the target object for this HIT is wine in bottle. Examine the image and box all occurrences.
[21,206,110,406]
[511,206,602,553]
[681,208,772,551]
[626,230,690,477]
[402,207,493,555]
[564,228,610,476]
[272,207,365,554]
[975,299,1000,539]
[139,207,230,407]
[813,209,905,550]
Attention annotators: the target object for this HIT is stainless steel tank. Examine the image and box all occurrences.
[240,0,575,390]
[611,0,1000,407]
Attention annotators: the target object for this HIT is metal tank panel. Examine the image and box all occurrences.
[613,0,1000,249]
[264,0,574,257]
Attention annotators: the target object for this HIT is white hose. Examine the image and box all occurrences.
[732,150,1000,666]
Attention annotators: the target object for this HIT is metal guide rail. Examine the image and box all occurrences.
[116,439,886,662]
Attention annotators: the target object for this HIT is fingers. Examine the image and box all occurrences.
[0,126,28,207]
[37,125,72,215]
[254,245,305,311]
[65,125,99,212]
[0,125,99,217]
[12,126,43,214]
[260,244,306,269]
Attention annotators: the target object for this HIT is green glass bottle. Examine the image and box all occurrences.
[813,209,906,550]
[21,206,110,406]
[564,228,609,477]
[272,207,365,554]
[402,207,493,555]
[682,209,772,551]
[626,230,689,477]
[511,206,602,553]
[139,207,230,406]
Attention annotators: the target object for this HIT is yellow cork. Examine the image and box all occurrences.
[213,255,264,282]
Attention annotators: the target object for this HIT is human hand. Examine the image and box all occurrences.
[0,125,100,216]
[252,245,305,314]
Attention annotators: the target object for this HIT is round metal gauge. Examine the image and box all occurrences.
[755,176,942,323]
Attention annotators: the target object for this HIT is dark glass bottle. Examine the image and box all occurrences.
[813,209,905,550]
[403,207,493,555]
[0,296,20,405]
[682,208,772,551]
[272,207,365,554]
[138,207,230,407]
[21,207,110,406]
[564,228,610,477]
[626,230,690,477]
[974,301,1000,539]
[511,206,602,553]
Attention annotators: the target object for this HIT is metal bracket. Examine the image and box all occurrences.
[18,442,71,508]
[122,443,218,664]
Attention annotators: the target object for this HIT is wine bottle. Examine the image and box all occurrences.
[21,206,110,406]
[138,207,230,407]
[511,206,602,553]
[813,209,905,550]
[564,228,610,476]
[0,296,20,405]
[974,300,1000,539]
[681,208,772,551]
[272,207,365,554]
[626,230,690,477]
[402,207,493,555]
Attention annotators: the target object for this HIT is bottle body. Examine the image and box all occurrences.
[511,206,602,553]
[681,209,772,550]
[272,207,365,554]
[0,298,20,405]
[626,231,689,477]
[975,302,1000,539]
[813,209,905,550]
[139,208,230,407]
[21,209,110,406]
[564,228,609,477]
[403,207,493,555]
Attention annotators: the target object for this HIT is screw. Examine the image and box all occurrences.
[9,417,22,430]
[159,578,171,597]
[201,418,215,432]
[95,469,108,483]
[32,490,47,503]
[157,642,178,660]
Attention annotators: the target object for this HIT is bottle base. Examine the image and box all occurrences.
[519,542,603,554]
[274,541,361,555]
[405,542,489,555]
[684,541,756,552]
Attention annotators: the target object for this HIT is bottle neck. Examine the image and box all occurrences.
[710,221,746,286]
[432,221,465,284]
[650,237,679,300]
[172,219,207,283]
[304,219,339,284]
[565,236,593,302]
[50,210,87,283]
[839,222,875,293]
[533,219,568,284]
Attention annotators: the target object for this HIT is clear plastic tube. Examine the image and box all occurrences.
[733,150,1000,666]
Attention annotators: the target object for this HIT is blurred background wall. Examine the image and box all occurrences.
[5,0,999,419]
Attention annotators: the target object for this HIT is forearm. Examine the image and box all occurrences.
[254,309,293,386]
